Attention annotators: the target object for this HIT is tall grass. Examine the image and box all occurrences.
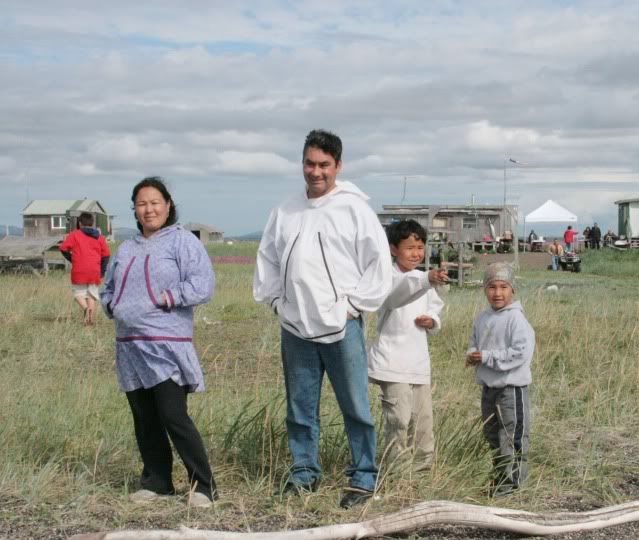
[579,248,639,278]
[0,249,639,537]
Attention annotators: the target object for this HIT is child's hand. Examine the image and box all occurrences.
[465,351,482,367]
[415,315,435,329]
[427,268,449,285]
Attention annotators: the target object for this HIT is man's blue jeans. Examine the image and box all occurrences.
[551,255,559,271]
[280,319,378,491]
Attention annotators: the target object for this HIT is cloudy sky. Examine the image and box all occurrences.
[2,0,638,235]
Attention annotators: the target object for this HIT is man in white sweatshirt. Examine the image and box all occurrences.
[253,129,393,509]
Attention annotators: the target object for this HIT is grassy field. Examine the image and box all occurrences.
[1,242,639,539]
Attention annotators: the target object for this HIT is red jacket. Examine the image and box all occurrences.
[59,228,110,285]
[563,229,576,244]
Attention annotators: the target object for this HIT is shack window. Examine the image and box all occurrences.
[51,215,66,229]
[462,216,477,229]
[432,217,447,228]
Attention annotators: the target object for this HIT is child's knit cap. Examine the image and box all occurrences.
[483,262,515,289]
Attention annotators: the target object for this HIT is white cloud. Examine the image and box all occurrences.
[1,1,638,234]
[215,151,296,176]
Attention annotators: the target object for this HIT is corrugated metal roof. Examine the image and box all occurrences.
[22,199,107,215]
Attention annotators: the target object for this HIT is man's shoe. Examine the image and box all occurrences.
[339,487,374,509]
[188,491,214,509]
[278,478,320,497]
[129,489,167,504]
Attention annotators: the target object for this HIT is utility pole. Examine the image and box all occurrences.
[503,155,507,207]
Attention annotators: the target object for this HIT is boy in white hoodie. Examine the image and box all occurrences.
[466,262,535,497]
[369,220,448,472]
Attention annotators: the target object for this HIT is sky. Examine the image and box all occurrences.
[1,1,638,235]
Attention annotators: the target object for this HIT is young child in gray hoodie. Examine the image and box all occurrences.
[466,262,535,497]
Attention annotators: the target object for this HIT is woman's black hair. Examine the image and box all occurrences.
[131,176,178,232]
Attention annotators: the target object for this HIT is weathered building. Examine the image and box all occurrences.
[615,198,639,247]
[378,203,518,244]
[22,200,111,239]
[184,222,224,244]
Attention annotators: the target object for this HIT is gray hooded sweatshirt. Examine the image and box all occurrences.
[468,300,535,388]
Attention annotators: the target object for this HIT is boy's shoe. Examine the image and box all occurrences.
[278,478,320,497]
[188,491,214,509]
[491,482,518,498]
[129,489,168,504]
[339,487,374,509]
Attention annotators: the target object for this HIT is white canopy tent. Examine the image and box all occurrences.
[523,200,578,251]
[525,200,578,223]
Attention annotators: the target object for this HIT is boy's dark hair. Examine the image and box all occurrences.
[78,212,94,227]
[386,219,427,246]
[303,129,342,163]
[131,176,178,232]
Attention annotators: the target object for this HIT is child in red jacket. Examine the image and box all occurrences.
[59,212,110,324]
[563,226,576,252]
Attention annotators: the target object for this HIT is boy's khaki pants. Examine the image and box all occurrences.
[378,381,434,471]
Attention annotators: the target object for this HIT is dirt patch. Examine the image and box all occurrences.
[473,252,550,271]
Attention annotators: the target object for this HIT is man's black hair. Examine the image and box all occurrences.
[303,129,342,163]
[386,219,427,246]
[78,212,94,227]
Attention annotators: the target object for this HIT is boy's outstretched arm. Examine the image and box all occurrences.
[383,269,448,311]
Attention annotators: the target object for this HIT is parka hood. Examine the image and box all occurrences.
[304,180,370,208]
[80,227,101,239]
[492,300,524,313]
[134,224,181,244]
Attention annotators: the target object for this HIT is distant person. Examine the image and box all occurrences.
[563,225,576,252]
[527,230,538,245]
[368,219,447,473]
[253,129,393,509]
[101,177,217,509]
[591,223,602,249]
[466,263,535,497]
[429,245,443,267]
[583,227,591,250]
[548,239,564,271]
[59,212,110,325]
[603,229,617,247]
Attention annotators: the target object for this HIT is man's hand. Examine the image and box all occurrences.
[465,351,482,368]
[427,268,449,285]
[414,315,435,329]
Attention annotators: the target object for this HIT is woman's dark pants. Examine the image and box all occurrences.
[126,379,216,499]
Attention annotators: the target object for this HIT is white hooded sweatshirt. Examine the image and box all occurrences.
[368,265,444,385]
[253,181,393,344]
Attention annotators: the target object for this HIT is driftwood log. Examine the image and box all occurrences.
[70,499,639,539]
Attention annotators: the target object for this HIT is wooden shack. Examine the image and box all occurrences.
[184,222,224,244]
[0,236,66,273]
[22,200,111,239]
[378,203,518,244]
